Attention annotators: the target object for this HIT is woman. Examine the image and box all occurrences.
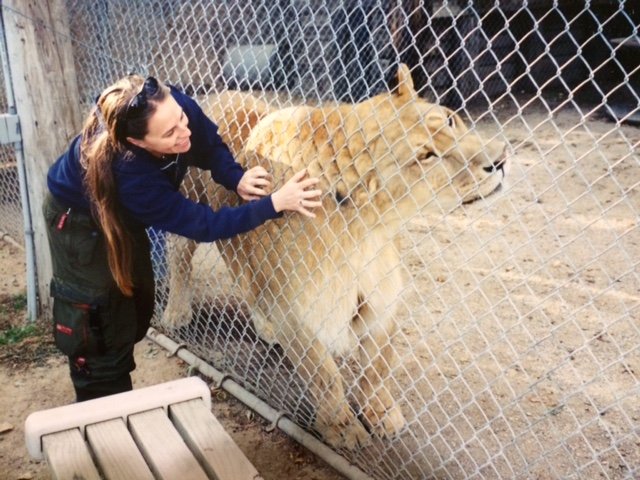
[44,75,321,401]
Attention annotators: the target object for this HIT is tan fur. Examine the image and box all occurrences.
[163,65,507,449]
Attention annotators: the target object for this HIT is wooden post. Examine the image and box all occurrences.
[2,0,82,317]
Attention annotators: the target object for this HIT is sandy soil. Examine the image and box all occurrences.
[0,238,345,480]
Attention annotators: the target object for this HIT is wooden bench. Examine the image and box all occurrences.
[25,377,262,480]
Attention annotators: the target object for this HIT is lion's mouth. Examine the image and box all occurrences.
[462,182,503,205]
[461,151,507,205]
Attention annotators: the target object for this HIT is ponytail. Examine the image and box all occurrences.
[81,108,136,296]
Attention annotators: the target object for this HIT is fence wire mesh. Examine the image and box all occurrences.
[0,52,23,246]
[9,0,640,478]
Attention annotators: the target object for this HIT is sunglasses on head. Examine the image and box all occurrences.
[124,76,159,118]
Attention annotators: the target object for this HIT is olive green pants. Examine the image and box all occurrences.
[43,193,155,402]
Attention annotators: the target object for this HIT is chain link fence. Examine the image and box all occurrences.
[7,0,640,478]
[0,46,23,246]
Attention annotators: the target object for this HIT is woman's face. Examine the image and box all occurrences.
[127,95,191,157]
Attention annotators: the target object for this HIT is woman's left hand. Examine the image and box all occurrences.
[237,166,273,201]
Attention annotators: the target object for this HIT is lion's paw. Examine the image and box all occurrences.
[161,293,193,329]
[361,402,406,439]
[317,405,370,450]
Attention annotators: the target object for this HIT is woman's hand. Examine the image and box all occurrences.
[271,169,322,218]
[237,166,272,201]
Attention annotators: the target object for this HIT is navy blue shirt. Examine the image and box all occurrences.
[47,86,279,242]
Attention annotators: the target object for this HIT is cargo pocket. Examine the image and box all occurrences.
[43,195,101,268]
[50,278,109,358]
[74,229,100,266]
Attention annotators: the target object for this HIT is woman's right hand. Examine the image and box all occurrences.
[271,169,322,218]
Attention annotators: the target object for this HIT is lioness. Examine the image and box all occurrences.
[163,65,507,449]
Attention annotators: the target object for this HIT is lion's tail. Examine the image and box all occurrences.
[204,91,273,157]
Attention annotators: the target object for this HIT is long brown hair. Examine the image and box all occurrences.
[80,75,169,296]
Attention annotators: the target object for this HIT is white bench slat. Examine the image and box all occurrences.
[129,407,209,480]
[42,428,101,480]
[171,399,263,480]
[86,418,155,480]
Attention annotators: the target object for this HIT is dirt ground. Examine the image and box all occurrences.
[0,238,345,480]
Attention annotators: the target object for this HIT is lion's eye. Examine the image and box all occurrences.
[447,116,456,128]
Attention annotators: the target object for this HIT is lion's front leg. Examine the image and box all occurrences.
[162,234,198,328]
[275,321,370,449]
[353,302,407,439]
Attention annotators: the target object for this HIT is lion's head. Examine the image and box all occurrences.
[321,64,507,223]
[240,64,507,227]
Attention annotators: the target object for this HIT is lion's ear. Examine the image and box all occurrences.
[352,172,380,208]
[396,63,416,98]
[331,158,379,208]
